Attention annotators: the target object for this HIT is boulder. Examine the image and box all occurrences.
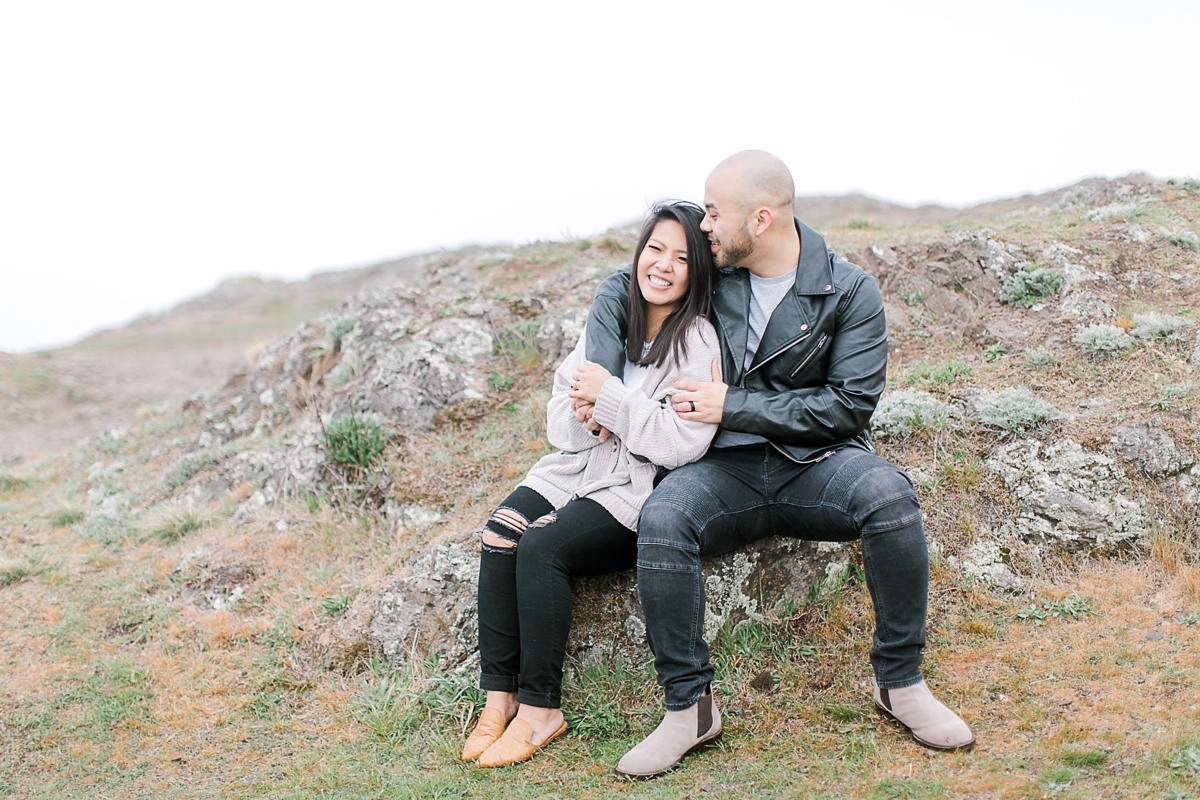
[987,438,1148,550]
[947,541,1023,590]
[1110,418,1194,479]
[1058,290,1113,320]
[369,533,848,671]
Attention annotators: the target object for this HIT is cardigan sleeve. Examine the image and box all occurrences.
[591,321,720,469]
[545,330,607,453]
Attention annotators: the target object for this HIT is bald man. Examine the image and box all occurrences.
[581,151,974,778]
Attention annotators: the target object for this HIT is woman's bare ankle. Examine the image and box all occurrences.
[484,691,518,723]
[515,704,564,744]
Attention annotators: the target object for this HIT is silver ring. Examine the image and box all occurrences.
[689,401,696,412]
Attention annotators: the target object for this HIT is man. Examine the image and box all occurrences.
[576,151,973,779]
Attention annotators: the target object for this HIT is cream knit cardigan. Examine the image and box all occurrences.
[519,319,721,530]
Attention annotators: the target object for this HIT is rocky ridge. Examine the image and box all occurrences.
[67,175,1200,677]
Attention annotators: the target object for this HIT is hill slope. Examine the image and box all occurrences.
[0,175,1198,798]
[2,175,1160,464]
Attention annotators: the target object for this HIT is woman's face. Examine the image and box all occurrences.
[636,219,690,313]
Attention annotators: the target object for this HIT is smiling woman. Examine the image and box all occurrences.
[461,201,721,768]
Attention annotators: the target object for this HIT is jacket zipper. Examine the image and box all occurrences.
[744,331,812,380]
[770,441,837,464]
[788,333,829,378]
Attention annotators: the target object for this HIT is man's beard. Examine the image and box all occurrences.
[715,224,754,268]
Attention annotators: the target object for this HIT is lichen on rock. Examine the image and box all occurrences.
[987,438,1147,549]
[948,541,1023,589]
[1109,418,1194,480]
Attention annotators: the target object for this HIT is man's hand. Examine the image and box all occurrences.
[672,359,726,423]
[570,398,611,442]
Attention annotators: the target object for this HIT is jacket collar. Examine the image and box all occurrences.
[792,218,836,296]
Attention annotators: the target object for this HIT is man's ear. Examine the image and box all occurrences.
[751,206,775,237]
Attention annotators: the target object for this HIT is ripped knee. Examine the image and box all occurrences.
[527,511,557,530]
[481,506,534,553]
[481,530,517,550]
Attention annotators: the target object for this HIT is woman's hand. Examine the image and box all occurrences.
[568,361,612,405]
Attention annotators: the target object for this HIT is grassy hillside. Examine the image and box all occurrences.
[1,178,1198,798]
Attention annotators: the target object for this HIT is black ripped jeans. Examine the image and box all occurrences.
[477,486,637,708]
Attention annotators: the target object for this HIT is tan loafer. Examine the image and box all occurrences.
[477,717,568,768]
[461,707,508,761]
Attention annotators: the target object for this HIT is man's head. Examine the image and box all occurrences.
[700,150,796,272]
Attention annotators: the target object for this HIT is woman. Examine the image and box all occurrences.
[463,201,722,767]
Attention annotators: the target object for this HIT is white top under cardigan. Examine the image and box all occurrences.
[519,318,721,530]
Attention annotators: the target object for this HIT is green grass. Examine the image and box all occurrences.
[1062,749,1109,768]
[599,234,629,255]
[0,474,34,496]
[494,321,543,372]
[324,414,389,468]
[45,506,86,528]
[144,503,204,542]
[487,370,517,392]
[164,451,218,488]
[321,593,353,616]
[871,778,947,798]
[0,556,46,587]
[905,361,972,387]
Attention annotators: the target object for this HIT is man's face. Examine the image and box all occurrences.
[701,178,755,269]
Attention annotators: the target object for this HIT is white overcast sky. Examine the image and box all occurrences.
[1,1,1197,352]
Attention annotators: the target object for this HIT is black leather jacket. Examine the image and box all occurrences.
[585,219,886,464]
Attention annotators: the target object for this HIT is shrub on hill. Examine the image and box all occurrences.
[1131,312,1189,340]
[976,387,1066,432]
[1000,266,1061,307]
[324,414,389,468]
[1024,346,1058,369]
[1074,324,1135,356]
[871,390,953,439]
[1159,227,1200,251]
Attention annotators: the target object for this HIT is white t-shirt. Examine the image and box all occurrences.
[622,341,653,390]
[715,267,798,449]
[743,267,798,371]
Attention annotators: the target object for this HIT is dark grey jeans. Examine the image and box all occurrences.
[636,444,928,711]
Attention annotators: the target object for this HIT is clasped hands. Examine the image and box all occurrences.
[569,359,726,442]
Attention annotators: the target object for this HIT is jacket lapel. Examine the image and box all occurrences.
[746,219,834,372]
[712,270,750,384]
[748,291,810,372]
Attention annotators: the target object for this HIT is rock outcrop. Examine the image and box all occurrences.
[369,533,849,671]
[987,438,1148,550]
[121,174,1197,673]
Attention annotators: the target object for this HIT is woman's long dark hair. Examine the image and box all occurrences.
[626,201,716,369]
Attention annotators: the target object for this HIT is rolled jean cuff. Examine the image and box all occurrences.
[517,688,561,709]
[873,673,926,691]
[664,687,706,713]
[479,673,518,693]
